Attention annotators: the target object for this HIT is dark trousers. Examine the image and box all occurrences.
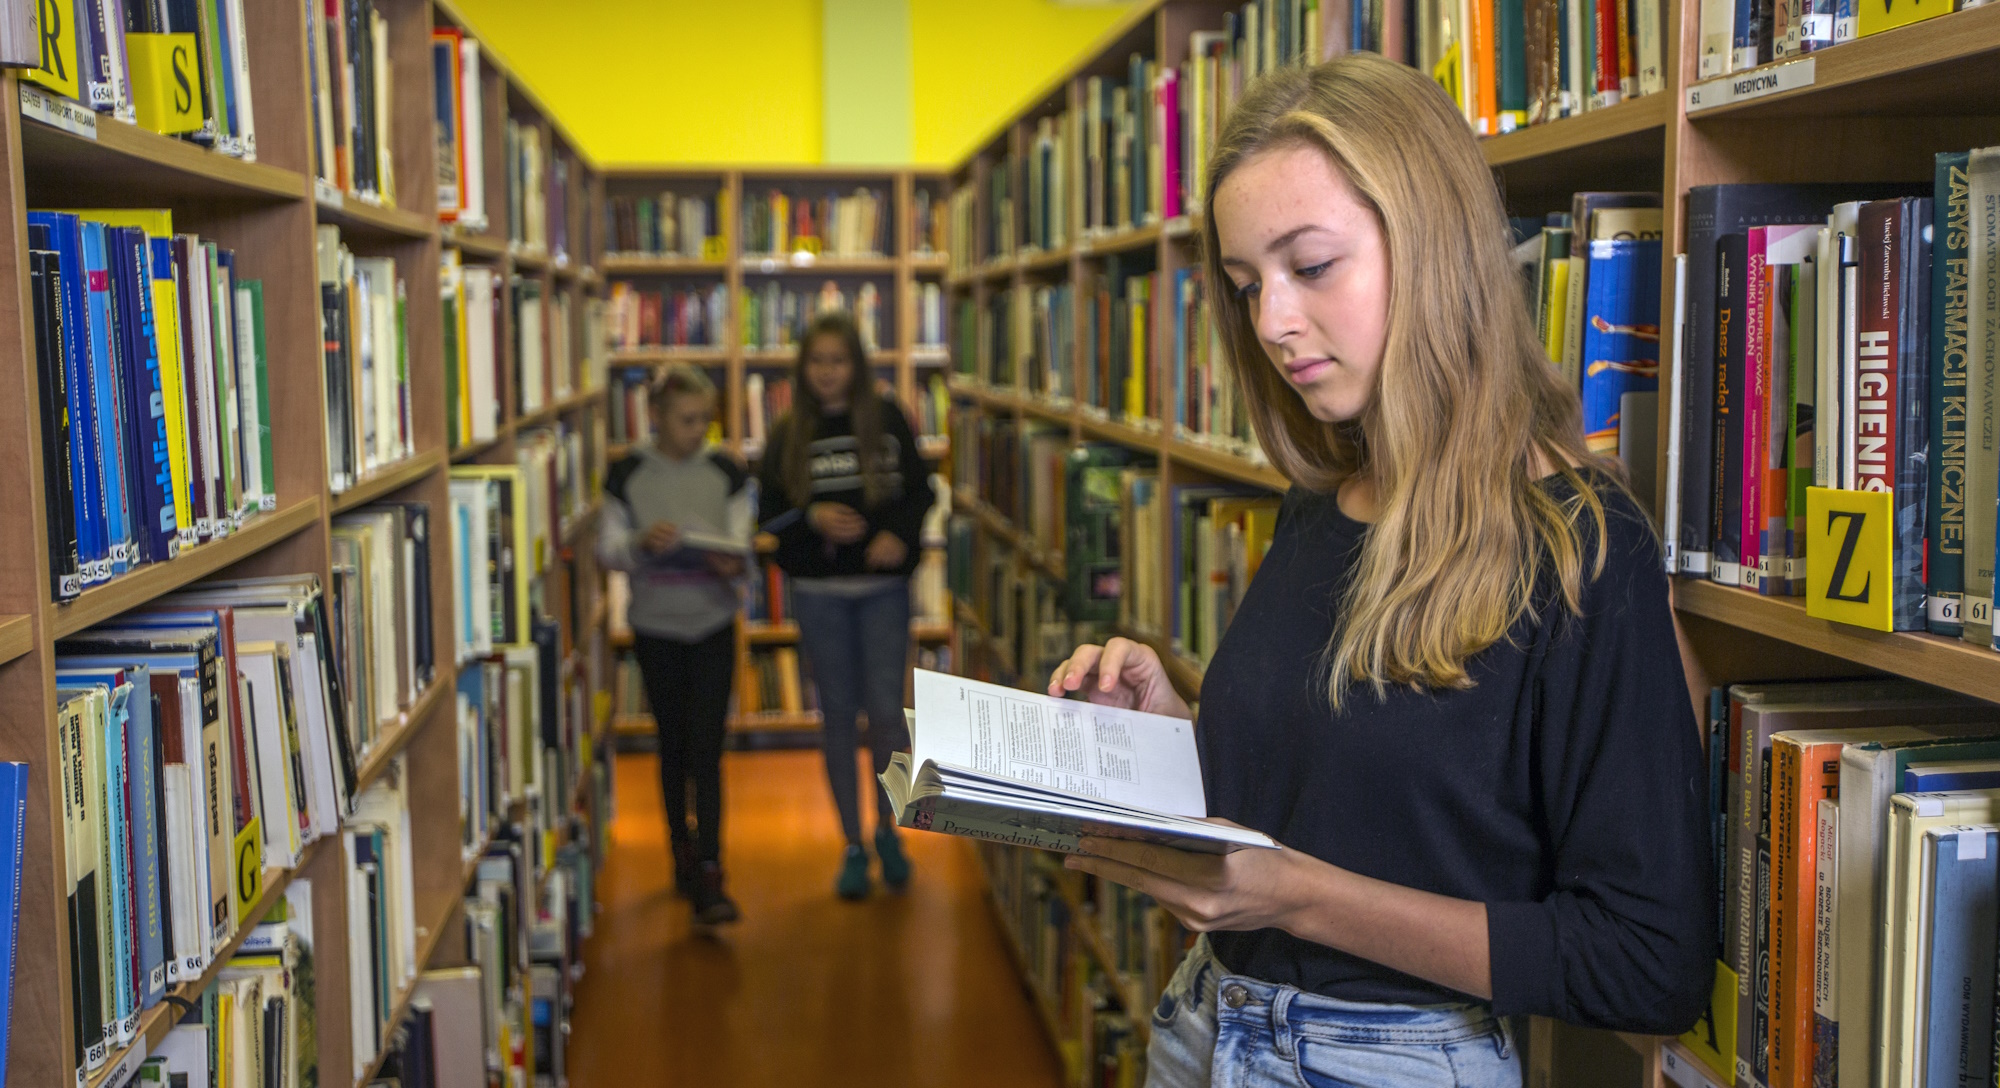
[632,625,736,864]
[790,581,913,846]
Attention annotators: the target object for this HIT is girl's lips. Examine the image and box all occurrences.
[1284,357,1333,384]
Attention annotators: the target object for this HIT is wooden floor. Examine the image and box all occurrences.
[566,749,1068,1087]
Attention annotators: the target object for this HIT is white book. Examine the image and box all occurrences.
[1813,797,1840,1075]
[225,0,256,159]
[345,836,378,1071]
[236,642,302,870]
[1880,791,2000,1088]
[882,671,1277,855]
[154,1023,211,1088]
[459,39,486,231]
[1664,253,1686,573]
[465,269,498,441]
[161,766,197,983]
[417,969,490,1088]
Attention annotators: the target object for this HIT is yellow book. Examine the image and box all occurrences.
[1543,258,1571,364]
[23,0,82,99]
[1125,282,1149,419]
[775,647,803,713]
[62,210,195,546]
[1856,0,1951,38]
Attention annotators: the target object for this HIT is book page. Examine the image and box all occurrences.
[912,669,1205,817]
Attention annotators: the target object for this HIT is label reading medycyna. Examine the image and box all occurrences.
[1686,58,1816,113]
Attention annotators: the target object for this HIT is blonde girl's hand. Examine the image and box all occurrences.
[1047,638,1192,720]
[1064,828,1308,934]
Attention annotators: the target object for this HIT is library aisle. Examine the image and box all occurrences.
[565,750,1066,1087]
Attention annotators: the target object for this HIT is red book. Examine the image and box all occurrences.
[1592,0,1623,104]
[1853,201,1901,495]
[1742,228,1768,589]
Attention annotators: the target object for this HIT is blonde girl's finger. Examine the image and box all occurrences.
[1060,645,1105,694]
[1097,638,1136,692]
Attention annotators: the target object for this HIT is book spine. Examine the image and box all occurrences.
[1714,233,1748,586]
[1933,152,1971,637]
[1966,149,2000,646]
[1893,199,1933,631]
[31,248,82,600]
[1855,202,1900,495]
[1773,738,1840,1088]
[1921,829,1998,1088]
[118,229,175,566]
[1732,0,1761,70]
[1812,797,1839,1088]
[1682,191,1720,574]
[1752,744,1773,1088]
[1743,229,1767,592]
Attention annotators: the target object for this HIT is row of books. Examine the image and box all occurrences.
[606,281,727,351]
[912,187,947,257]
[1666,156,2000,640]
[308,0,396,205]
[913,374,952,453]
[742,281,887,353]
[740,646,813,717]
[916,281,947,350]
[30,209,274,603]
[1693,0,1963,78]
[317,227,414,493]
[605,190,723,259]
[510,275,577,416]
[449,467,536,659]
[505,119,552,256]
[744,374,795,451]
[608,367,668,446]
[54,578,377,1076]
[440,250,500,448]
[432,29,489,231]
[25,0,259,157]
[742,186,889,258]
[976,842,1152,1086]
[1509,193,1664,459]
[127,881,316,1088]
[1682,681,2000,1088]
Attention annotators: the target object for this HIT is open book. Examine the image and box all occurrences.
[879,670,1277,855]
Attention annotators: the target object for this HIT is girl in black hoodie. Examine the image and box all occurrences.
[758,310,934,900]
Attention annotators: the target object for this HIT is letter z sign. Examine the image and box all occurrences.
[1805,486,1895,631]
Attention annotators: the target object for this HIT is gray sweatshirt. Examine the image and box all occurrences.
[598,445,754,641]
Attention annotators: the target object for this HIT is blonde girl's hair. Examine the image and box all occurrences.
[1199,53,1623,710]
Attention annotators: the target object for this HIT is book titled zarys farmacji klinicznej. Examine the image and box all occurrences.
[881,670,1275,856]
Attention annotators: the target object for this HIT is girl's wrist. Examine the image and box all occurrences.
[1272,850,1352,946]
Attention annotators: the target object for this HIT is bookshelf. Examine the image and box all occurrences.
[0,0,617,1084]
[599,164,956,739]
[939,0,2000,1085]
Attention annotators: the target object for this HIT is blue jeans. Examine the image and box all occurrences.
[790,579,913,846]
[1148,937,1521,1088]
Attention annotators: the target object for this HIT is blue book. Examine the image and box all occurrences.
[0,762,25,1087]
[1903,760,2000,793]
[29,212,109,585]
[1920,825,1998,1088]
[106,226,173,566]
[78,222,134,576]
[1578,237,1662,456]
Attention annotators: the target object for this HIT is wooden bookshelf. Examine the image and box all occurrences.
[0,0,619,1081]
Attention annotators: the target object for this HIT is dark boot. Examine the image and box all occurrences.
[875,826,911,891]
[691,861,740,925]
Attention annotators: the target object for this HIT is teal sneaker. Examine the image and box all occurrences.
[875,826,911,891]
[835,844,871,900]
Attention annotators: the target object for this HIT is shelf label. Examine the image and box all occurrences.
[1686,58,1815,113]
[19,84,98,140]
[1804,486,1895,631]
[102,1046,147,1088]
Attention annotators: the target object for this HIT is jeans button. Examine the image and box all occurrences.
[1222,984,1249,1009]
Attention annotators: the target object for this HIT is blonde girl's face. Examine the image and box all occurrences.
[1214,144,1391,425]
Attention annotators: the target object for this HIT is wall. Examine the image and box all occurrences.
[450,0,1135,167]
[451,0,824,165]
[909,0,1134,166]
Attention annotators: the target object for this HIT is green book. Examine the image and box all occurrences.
[1930,151,1970,638]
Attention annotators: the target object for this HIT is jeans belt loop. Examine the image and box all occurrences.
[1269,987,1299,1062]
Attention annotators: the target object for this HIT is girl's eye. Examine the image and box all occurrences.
[1297,260,1333,279]
[1233,280,1260,300]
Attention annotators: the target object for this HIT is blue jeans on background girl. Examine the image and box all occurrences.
[790,578,913,846]
[1148,937,1521,1088]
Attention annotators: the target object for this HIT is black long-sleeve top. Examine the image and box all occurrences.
[1197,469,1714,1035]
[756,406,933,580]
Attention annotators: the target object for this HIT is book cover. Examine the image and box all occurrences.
[1966,148,2000,650]
[1916,825,1997,1088]
[1928,151,1970,638]
[78,221,134,576]
[1580,236,1662,456]
[30,242,83,601]
[0,761,22,1080]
